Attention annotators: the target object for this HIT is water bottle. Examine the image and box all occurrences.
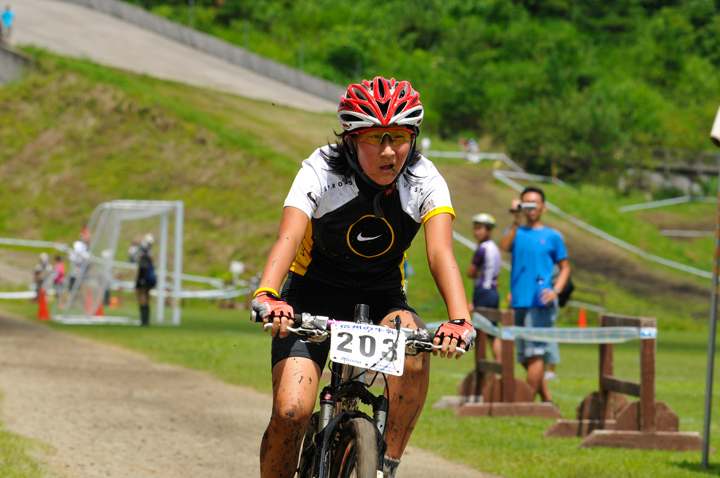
[533,276,551,307]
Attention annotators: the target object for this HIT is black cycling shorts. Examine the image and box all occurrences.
[270,272,417,370]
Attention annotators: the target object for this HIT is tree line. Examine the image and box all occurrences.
[130,0,720,183]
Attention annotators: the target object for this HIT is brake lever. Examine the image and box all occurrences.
[262,322,329,342]
[404,338,466,356]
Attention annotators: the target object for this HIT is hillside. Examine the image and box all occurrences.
[0,50,712,327]
[134,0,720,181]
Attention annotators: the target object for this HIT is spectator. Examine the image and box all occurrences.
[500,186,570,404]
[466,212,502,360]
[466,138,480,163]
[131,234,156,326]
[68,232,89,295]
[32,252,51,295]
[1,5,14,45]
[52,255,65,301]
[544,264,565,382]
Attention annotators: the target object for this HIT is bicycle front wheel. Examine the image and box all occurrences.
[329,417,379,478]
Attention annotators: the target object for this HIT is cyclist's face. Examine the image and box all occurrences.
[351,129,412,186]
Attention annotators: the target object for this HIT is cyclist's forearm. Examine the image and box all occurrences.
[433,262,470,320]
[257,206,308,294]
[424,214,469,320]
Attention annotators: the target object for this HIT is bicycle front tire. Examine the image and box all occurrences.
[329,417,379,478]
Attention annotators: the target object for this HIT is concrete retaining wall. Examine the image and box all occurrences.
[55,0,345,103]
[0,46,32,85]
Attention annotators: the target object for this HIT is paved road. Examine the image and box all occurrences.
[11,0,337,112]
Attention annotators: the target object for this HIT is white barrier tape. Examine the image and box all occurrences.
[149,287,249,299]
[502,326,657,343]
[0,291,38,299]
[472,312,502,337]
[427,312,657,344]
[0,237,71,253]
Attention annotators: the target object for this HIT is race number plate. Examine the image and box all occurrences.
[330,323,406,376]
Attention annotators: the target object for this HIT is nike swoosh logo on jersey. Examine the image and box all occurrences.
[357,233,382,242]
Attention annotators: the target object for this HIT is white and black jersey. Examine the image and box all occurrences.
[284,146,455,291]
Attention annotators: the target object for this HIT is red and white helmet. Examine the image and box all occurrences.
[338,77,424,132]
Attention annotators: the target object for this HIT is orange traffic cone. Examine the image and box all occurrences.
[37,287,49,321]
[95,301,104,317]
[578,307,587,328]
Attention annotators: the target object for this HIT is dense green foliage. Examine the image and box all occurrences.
[130,0,720,181]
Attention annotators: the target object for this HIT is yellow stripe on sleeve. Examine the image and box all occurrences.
[421,206,456,224]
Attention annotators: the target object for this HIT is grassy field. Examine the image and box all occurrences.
[2,301,720,478]
[0,402,52,478]
[2,49,720,477]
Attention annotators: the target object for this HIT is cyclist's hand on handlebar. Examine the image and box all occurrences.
[432,319,476,359]
[251,292,295,338]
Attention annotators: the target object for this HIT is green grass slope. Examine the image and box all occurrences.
[1,50,720,478]
[0,49,336,277]
[0,49,714,329]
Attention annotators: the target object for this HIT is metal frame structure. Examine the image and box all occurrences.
[52,200,184,325]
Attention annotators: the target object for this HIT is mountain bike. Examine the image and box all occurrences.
[263,303,464,478]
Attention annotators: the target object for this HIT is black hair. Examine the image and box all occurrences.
[320,129,423,184]
[521,186,545,203]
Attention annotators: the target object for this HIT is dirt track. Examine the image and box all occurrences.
[0,312,498,478]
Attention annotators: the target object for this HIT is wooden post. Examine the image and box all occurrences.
[475,328,488,398]
[640,317,657,432]
[500,309,515,402]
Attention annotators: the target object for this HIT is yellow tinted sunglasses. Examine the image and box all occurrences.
[352,127,414,146]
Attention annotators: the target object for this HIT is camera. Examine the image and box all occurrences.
[509,202,538,213]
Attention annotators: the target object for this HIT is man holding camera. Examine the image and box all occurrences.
[500,186,571,404]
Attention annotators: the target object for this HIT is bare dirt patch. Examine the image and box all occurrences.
[0,312,499,478]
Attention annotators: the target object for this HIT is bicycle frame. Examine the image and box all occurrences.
[277,304,465,477]
[298,307,389,477]
[304,362,388,476]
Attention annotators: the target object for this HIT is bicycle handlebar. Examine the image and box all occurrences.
[262,313,466,356]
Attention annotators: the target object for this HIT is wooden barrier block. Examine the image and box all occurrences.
[456,369,484,397]
[455,402,563,419]
[580,430,704,451]
[615,401,680,432]
[544,419,617,438]
[576,392,629,421]
[482,375,536,403]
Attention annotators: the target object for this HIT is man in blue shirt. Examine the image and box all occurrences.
[500,186,571,403]
[1,5,14,45]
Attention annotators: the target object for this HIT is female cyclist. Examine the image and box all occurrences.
[252,76,475,478]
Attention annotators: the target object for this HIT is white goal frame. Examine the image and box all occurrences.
[52,200,184,325]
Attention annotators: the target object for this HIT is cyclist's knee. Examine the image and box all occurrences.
[271,400,313,433]
[381,310,426,330]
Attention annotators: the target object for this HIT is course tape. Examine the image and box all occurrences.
[0,291,38,299]
[425,312,657,343]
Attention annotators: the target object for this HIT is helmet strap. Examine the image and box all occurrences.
[344,137,384,191]
[344,133,417,219]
